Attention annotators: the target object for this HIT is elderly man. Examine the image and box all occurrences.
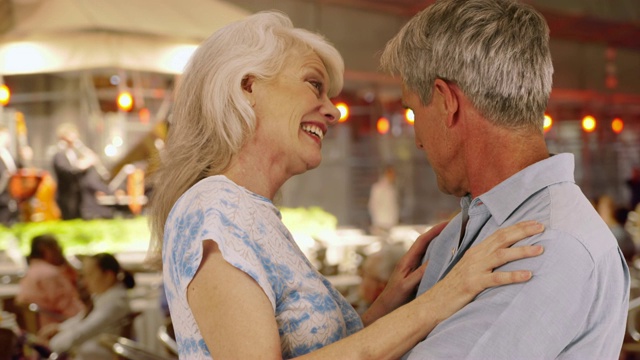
[381,0,629,358]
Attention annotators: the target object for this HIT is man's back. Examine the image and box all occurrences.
[405,154,629,359]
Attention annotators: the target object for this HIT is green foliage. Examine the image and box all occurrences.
[0,217,151,256]
[0,207,335,256]
[280,206,337,238]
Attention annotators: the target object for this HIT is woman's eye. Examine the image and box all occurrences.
[309,81,323,93]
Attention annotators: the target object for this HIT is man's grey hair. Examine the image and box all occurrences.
[381,0,553,131]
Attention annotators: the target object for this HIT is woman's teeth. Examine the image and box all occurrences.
[301,124,324,140]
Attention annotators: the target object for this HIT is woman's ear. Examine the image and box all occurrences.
[242,76,256,107]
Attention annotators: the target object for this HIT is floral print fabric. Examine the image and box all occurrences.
[163,175,362,359]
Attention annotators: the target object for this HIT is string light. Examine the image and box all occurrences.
[611,118,624,134]
[582,115,596,133]
[335,102,349,122]
[405,109,414,124]
[117,91,133,112]
[543,114,552,132]
[0,84,10,106]
[376,117,390,135]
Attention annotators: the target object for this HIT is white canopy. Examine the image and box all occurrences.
[0,0,251,75]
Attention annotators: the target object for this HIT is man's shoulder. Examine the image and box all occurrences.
[546,186,618,257]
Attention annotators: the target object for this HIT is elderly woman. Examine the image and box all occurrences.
[38,253,135,360]
[148,11,544,359]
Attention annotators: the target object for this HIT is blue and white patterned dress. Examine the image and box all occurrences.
[163,175,363,359]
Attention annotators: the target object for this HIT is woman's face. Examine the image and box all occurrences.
[248,49,341,176]
[82,258,113,295]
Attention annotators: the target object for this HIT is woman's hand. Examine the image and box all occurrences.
[310,221,544,360]
[418,220,545,323]
[362,222,448,326]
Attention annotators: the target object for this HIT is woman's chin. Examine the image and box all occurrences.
[305,156,322,171]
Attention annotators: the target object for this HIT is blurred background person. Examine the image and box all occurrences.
[0,125,19,226]
[354,243,406,314]
[596,195,636,263]
[368,165,399,237]
[52,123,85,220]
[37,252,135,360]
[53,123,114,220]
[627,167,640,213]
[16,234,85,328]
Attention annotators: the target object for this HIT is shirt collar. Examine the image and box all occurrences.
[472,153,575,225]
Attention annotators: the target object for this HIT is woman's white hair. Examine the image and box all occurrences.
[148,11,344,257]
[381,0,553,131]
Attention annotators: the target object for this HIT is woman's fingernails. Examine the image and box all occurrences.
[520,271,533,280]
[528,222,544,231]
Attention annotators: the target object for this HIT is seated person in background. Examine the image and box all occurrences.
[16,234,85,327]
[38,253,135,360]
[355,243,406,314]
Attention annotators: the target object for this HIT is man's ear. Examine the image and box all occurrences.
[242,76,256,106]
[434,78,459,128]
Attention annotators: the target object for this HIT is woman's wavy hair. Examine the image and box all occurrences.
[381,0,553,131]
[148,11,344,258]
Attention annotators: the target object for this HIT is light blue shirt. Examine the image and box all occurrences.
[405,153,629,359]
[163,175,363,359]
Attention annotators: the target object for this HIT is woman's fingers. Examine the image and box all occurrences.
[489,244,544,268]
[401,222,448,269]
[368,223,447,319]
[403,260,429,291]
[463,221,544,267]
[413,221,545,323]
[488,270,533,287]
[414,222,448,251]
[481,221,544,252]
[449,221,545,295]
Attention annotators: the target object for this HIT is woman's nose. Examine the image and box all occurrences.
[323,98,341,124]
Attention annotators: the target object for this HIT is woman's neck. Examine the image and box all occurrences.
[223,146,292,200]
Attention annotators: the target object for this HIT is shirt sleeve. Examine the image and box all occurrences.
[406,231,601,359]
[49,290,129,353]
[164,183,277,312]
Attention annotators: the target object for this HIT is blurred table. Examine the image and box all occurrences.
[0,284,19,311]
[0,263,25,280]
[0,284,19,300]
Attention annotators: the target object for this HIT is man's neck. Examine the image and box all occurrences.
[464,124,549,198]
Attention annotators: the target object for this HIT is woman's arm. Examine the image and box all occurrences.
[188,240,282,359]
[188,221,544,360]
